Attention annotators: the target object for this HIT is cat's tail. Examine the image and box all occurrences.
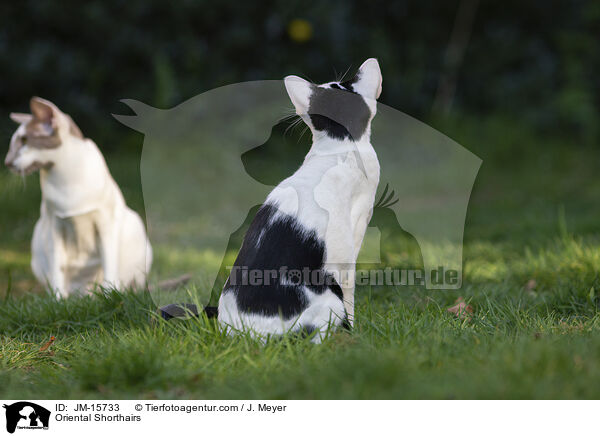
[150,274,219,321]
[157,303,218,320]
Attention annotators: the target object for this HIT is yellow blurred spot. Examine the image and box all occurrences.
[288,19,313,43]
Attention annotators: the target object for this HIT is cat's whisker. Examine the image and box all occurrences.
[284,117,301,136]
[302,75,316,85]
[298,124,310,142]
[284,124,295,136]
[284,116,303,137]
[339,64,353,83]
[333,65,340,82]
[278,110,298,121]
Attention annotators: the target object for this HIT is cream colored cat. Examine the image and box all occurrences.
[4,97,152,297]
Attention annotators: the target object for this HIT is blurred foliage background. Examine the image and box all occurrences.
[1,0,598,149]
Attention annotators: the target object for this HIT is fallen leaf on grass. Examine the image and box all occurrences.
[39,336,55,352]
[447,297,474,320]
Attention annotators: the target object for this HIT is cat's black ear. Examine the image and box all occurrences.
[353,58,382,100]
[284,75,312,115]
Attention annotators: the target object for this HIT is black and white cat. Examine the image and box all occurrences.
[163,59,381,342]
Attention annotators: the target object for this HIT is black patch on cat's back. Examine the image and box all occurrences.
[223,204,340,319]
[308,84,370,141]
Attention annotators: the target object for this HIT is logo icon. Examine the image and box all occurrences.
[3,402,50,434]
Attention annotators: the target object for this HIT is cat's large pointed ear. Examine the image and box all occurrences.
[30,97,61,124]
[9,113,33,125]
[352,58,382,100]
[284,75,312,115]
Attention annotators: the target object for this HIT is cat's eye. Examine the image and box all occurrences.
[20,136,27,145]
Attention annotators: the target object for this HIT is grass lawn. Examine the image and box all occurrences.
[1,116,600,399]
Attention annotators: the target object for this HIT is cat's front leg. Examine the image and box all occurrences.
[96,210,121,289]
[316,196,358,325]
[45,219,67,297]
[340,274,356,326]
[323,237,358,326]
[352,208,372,258]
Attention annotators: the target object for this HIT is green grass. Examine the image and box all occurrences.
[1,115,600,399]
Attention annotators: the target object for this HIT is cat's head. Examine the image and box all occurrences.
[284,58,382,142]
[4,97,83,174]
